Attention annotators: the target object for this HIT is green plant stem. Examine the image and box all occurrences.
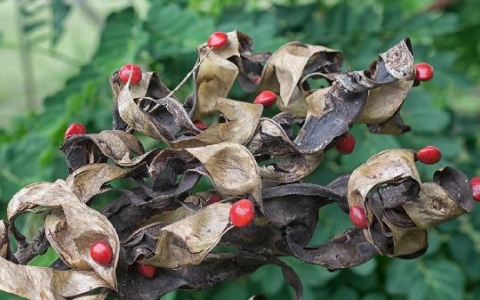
[15,0,37,112]
[1,42,82,67]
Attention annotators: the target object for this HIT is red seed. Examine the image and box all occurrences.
[64,123,86,140]
[415,63,434,82]
[207,32,229,50]
[416,146,441,164]
[349,205,369,229]
[206,194,222,205]
[229,199,255,227]
[193,120,207,130]
[137,263,156,278]
[89,241,113,266]
[252,76,261,83]
[335,132,356,154]
[470,177,480,202]
[119,63,142,84]
[253,91,277,108]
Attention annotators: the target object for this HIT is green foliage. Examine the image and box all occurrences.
[1,0,480,299]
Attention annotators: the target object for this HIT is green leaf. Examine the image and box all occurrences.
[448,234,480,281]
[51,0,71,45]
[147,0,214,59]
[362,293,387,300]
[250,265,284,294]
[330,286,359,300]
[350,258,377,276]
[93,8,146,72]
[386,259,465,300]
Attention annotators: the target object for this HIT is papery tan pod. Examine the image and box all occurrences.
[356,38,415,124]
[404,182,472,229]
[117,83,174,142]
[347,149,420,225]
[0,222,109,300]
[144,195,201,226]
[0,256,110,300]
[171,98,263,148]
[8,180,119,289]
[260,42,343,117]
[110,72,173,131]
[305,87,332,118]
[186,143,262,207]
[140,202,232,268]
[365,219,427,257]
[192,45,239,120]
[74,294,109,300]
[204,30,252,59]
[66,163,138,203]
[0,221,7,258]
[259,153,323,183]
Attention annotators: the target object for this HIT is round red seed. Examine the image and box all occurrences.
[206,194,222,205]
[470,177,480,202]
[349,205,369,229]
[193,120,207,130]
[253,91,277,108]
[229,199,255,228]
[335,132,356,155]
[415,62,434,82]
[119,63,142,85]
[416,146,441,164]
[207,32,229,50]
[89,241,113,266]
[64,123,86,140]
[137,263,156,278]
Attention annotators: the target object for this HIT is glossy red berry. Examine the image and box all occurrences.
[415,63,434,82]
[89,241,113,266]
[470,177,480,202]
[119,63,142,84]
[335,132,356,154]
[229,199,255,227]
[137,263,156,278]
[64,123,86,140]
[253,91,277,108]
[416,146,441,164]
[349,205,369,229]
[193,120,207,130]
[207,32,229,50]
[206,194,222,205]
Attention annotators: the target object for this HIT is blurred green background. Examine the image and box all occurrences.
[1,0,480,299]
